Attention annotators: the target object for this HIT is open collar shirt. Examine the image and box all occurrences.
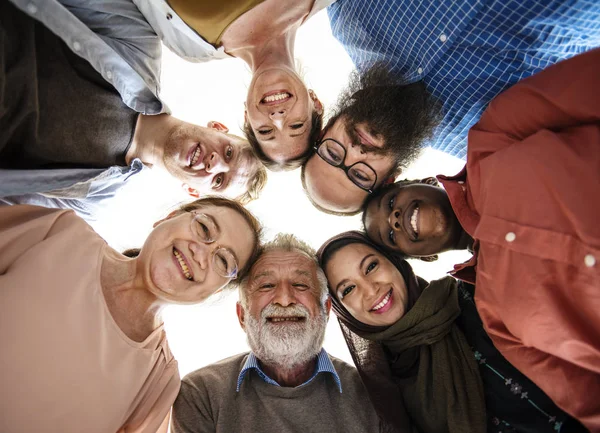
[438,48,600,430]
[328,0,600,159]
[237,349,343,393]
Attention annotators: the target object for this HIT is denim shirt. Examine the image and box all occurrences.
[0,160,146,222]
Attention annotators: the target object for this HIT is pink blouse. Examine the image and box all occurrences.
[0,205,180,433]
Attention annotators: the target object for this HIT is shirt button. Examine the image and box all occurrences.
[417,67,423,74]
[584,254,596,267]
[166,12,173,20]
[27,3,38,14]
[106,71,113,80]
[439,34,447,43]
[505,232,516,242]
[73,41,81,52]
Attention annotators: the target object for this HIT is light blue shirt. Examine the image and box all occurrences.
[236,349,343,393]
[0,160,146,221]
[9,0,167,115]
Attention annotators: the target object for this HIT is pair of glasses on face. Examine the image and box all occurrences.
[313,138,377,193]
[189,213,238,280]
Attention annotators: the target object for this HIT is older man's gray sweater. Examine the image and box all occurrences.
[171,352,382,433]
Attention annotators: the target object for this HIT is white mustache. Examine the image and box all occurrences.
[261,304,309,322]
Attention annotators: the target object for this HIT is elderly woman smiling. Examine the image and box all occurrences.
[0,197,261,433]
[317,231,588,433]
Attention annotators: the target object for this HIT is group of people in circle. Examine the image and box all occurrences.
[1,0,599,432]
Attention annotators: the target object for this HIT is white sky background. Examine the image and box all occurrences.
[89,11,469,376]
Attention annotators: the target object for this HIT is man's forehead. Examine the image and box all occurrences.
[249,250,315,276]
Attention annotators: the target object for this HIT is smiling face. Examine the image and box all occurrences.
[364,182,463,257]
[161,122,261,199]
[138,205,256,304]
[304,116,396,213]
[324,243,408,327]
[245,67,323,163]
[237,249,330,366]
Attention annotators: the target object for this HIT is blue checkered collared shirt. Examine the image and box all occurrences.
[236,349,343,393]
[328,0,600,159]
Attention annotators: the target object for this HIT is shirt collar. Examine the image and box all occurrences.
[236,349,342,393]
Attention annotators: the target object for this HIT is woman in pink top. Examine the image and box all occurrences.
[0,197,262,433]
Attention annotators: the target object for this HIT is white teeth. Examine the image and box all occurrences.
[269,317,301,322]
[372,291,392,311]
[262,92,290,103]
[173,249,192,280]
[410,207,419,234]
[189,145,201,167]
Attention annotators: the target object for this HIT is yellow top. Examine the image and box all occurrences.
[168,0,266,45]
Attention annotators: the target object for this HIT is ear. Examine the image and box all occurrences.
[207,121,229,133]
[324,296,332,320]
[244,109,248,124]
[420,177,439,187]
[419,254,439,262]
[181,183,200,198]
[236,302,246,331]
[153,209,179,228]
[308,89,324,115]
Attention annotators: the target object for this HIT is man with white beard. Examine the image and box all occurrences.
[171,234,383,433]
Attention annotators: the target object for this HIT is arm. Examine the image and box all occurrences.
[469,47,600,154]
[486,329,600,431]
[0,205,74,274]
[171,379,217,433]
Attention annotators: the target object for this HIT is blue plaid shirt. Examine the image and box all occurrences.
[236,349,343,393]
[328,0,600,159]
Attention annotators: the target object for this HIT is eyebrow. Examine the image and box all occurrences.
[294,269,312,277]
[335,253,375,294]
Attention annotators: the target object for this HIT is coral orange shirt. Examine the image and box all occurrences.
[438,48,600,431]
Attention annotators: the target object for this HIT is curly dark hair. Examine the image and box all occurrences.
[326,62,442,171]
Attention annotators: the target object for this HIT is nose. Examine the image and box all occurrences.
[363,281,382,306]
[272,281,296,307]
[388,209,402,231]
[344,142,365,165]
[269,110,286,130]
[205,152,230,173]
[189,242,211,272]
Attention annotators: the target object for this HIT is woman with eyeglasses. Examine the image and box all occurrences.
[317,231,588,433]
[0,198,261,433]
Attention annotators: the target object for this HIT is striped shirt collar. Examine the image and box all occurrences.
[236,349,342,393]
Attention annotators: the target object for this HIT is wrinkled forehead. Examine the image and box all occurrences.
[248,249,317,282]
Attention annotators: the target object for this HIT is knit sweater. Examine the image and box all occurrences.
[172,352,382,433]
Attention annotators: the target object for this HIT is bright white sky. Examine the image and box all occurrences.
[89,11,469,376]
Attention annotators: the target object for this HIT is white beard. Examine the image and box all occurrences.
[244,303,328,369]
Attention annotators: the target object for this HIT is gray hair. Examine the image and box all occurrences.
[238,233,328,308]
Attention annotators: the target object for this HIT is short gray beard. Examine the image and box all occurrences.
[244,303,328,370]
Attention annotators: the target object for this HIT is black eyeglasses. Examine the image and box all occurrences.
[313,138,377,193]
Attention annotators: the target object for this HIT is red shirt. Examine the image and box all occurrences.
[438,48,600,430]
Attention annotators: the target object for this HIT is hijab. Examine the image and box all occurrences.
[317,231,485,433]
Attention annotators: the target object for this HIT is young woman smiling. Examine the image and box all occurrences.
[135,0,332,169]
[0,197,261,433]
[317,231,587,433]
